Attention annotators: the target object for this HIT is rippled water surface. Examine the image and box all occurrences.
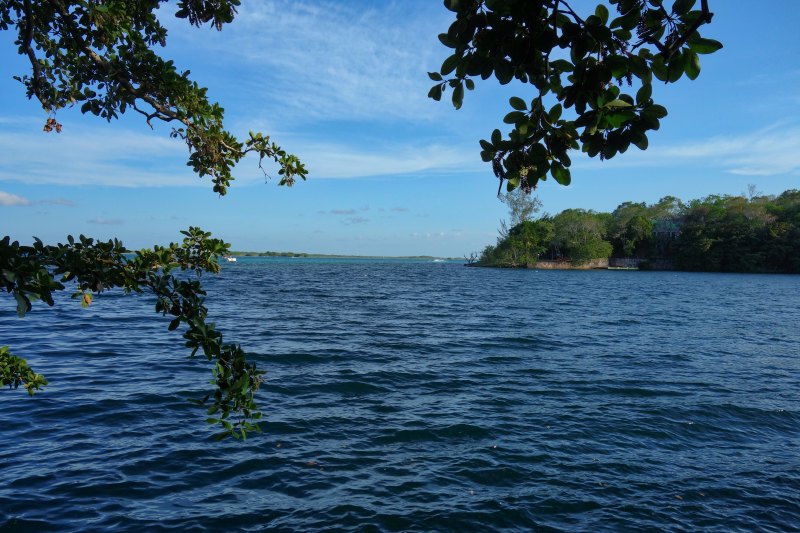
[2,259,799,531]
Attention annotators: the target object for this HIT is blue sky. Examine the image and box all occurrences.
[1,1,799,256]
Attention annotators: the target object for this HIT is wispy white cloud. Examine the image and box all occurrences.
[0,115,39,125]
[0,191,31,206]
[0,119,481,187]
[0,125,200,187]
[409,230,462,240]
[41,197,77,207]
[575,123,800,177]
[88,217,124,225]
[291,140,480,179]
[342,215,368,225]
[171,0,447,123]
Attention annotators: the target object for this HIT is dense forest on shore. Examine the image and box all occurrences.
[478,189,800,273]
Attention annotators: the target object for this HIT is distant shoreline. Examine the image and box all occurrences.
[229,251,460,260]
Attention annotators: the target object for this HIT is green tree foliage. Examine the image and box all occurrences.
[486,218,554,267]
[607,202,654,257]
[0,0,307,194]
[500,188,543,227]
[478,190,800,273]
[673,192,800,273]
[511,218,555,265]
[0,1,311,439]
[551,209,613,263]
[0,228,262,439]
[430,0,719,192]
[0,345,48,396]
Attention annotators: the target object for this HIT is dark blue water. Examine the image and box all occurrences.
[2,259,799,531]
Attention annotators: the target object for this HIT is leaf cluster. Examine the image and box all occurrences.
[1,0,306,194]
[429,0,720,191]
[1,345,48,396]
[0,227,262,439]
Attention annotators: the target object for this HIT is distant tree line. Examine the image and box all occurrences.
[478,189,800,273]
[232,251,312,257]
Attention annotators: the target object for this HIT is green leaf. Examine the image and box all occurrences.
[652,56,668,81]
[14,292,30,317]
[673,0,696,14]
[548,104,562,122]
[427,84,443,101]
[613,28,632,41]
[509,96,527,111]
[604,55,628,78]
[427,72,443,81]
[605,99,632,109]
[491,129,502,145]
[551,163,571,186]
[506,174,520,190]
[495,61,514,84]
[636,83,652,105]
[438,33,456,48]
[503,111,526,124]
[610,10,640,31]
[628,56,650,81]
[550,59,574,72]
[441,54,459,75]
[646,104,668,119]
[684,51,701,80]
[595,4,609,24]
[529,143,548,162]
[689,37,723,55]
[452,83,464,109]
[667,58,683,83]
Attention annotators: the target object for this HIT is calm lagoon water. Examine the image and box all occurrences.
[1,258,799,531]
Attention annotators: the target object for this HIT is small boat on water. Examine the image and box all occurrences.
[223,256,237,262]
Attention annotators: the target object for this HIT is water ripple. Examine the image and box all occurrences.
[1,260,799,531]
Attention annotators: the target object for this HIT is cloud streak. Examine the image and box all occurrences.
[88,217,124,225]
[0,120,482,187]
[0,191,31,206]
[575,123,800,177]
[342,216,368,225]
[0,124,200,187]
[41,198,77,207]
[170,0,448,123]
[291,140,481,179]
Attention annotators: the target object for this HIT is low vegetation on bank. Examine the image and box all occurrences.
[477,189,800,273]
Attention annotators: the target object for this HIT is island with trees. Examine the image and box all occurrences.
[476,188,800,273]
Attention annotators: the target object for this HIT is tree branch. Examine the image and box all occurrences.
[21,0,46,104]
[45,0,192,129]
[660,0,713,59]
